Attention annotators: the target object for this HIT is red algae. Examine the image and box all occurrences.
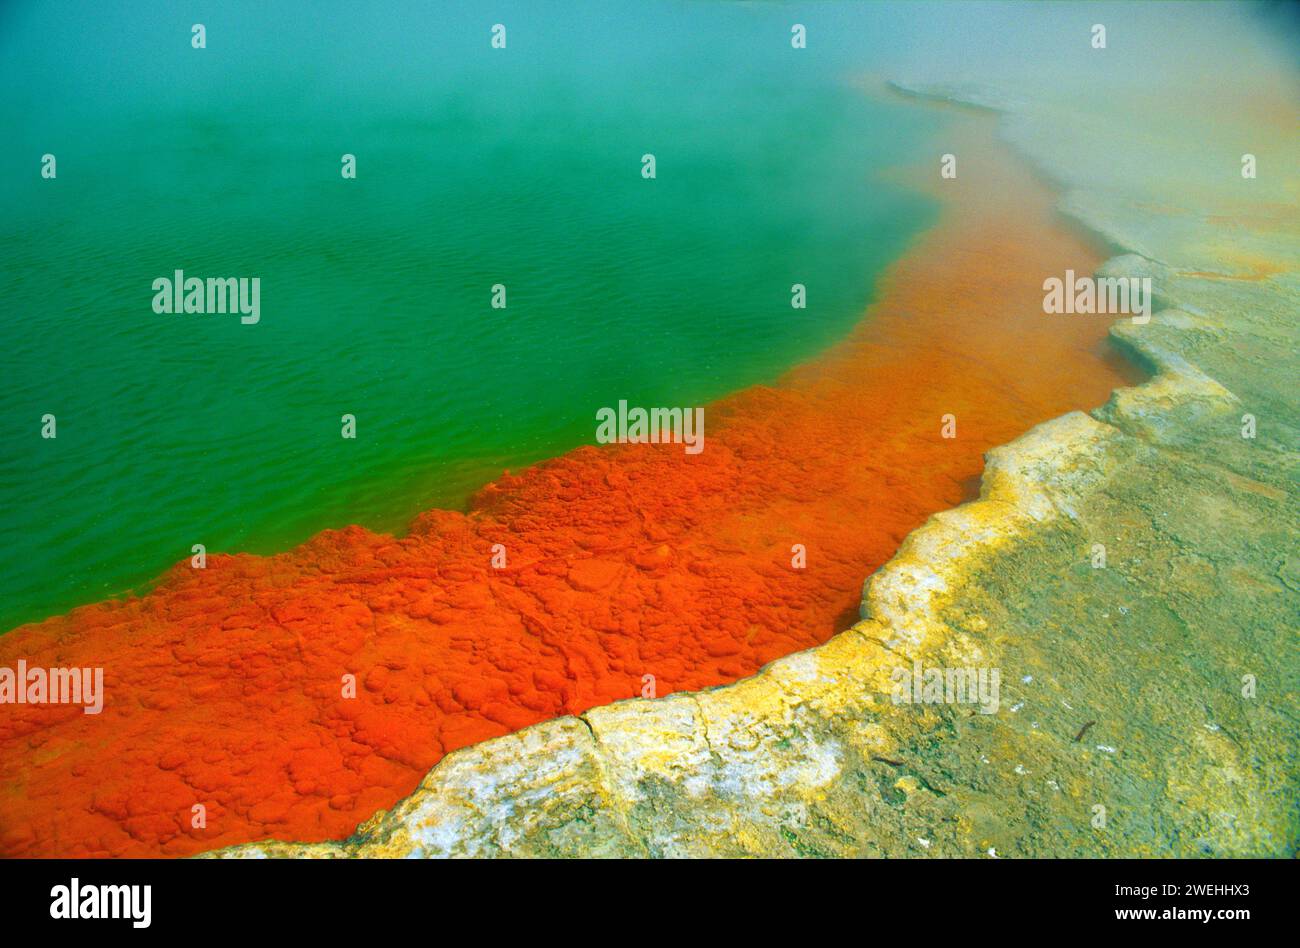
[0,116,1142,857]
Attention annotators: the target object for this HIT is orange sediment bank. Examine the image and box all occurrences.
[0,115,1142,857]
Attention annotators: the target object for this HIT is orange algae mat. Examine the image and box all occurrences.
[0,119,1142,857]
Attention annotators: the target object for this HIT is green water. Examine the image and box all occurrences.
[0,1,941,630]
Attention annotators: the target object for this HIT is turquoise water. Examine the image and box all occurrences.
[0,1,941,630]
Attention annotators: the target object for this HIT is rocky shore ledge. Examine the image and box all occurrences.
[210,80,1298,858]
